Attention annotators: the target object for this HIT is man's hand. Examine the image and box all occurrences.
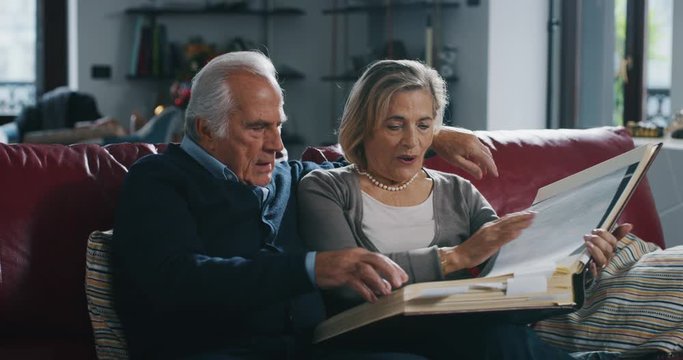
[586,223,632,277]
[431,126,498,179]
[315,248,409,303]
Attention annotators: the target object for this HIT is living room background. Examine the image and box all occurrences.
[4,0,682,153]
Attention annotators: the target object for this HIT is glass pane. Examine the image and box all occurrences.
[613,0,627,126]
[0,0,36,116]
[646,0,673,126]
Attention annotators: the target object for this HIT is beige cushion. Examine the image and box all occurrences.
[85,229,128,359]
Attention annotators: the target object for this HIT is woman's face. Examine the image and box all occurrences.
[363,89,435,184]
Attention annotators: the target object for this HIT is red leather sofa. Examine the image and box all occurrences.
[0,126,672,359]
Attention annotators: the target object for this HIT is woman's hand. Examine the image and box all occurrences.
[585,223,633,277]
[431,127,498,180]
[440,211,535,274]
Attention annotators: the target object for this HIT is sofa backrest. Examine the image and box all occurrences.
[0,143,163,345]
[302,126,665,249]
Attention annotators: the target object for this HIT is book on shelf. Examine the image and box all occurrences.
[129,16,147,77]
[129,19,168,78]
[313,142,662,344]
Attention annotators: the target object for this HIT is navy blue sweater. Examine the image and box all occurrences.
[112,144,331,358]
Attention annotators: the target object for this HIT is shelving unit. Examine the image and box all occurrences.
[320,1,461,129]
[320,1,460,82]
[123,4,306,81]
[124,6,305,16]
[322,1,459,15]
[320,73,458,82]
[125,67,305,81]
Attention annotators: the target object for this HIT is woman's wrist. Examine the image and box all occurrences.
[438,247,464,275]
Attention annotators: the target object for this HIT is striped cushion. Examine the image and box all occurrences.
[85,229,129,359]
[535,234,683,358]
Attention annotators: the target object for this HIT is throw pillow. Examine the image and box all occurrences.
[85,229,129,359]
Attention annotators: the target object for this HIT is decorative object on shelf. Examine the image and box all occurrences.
[668,109,683,138]
[170,81,192,109]
[425,14,434,66]
[626,121,664,138]
[169,37,216,109]
[181,37,218,79]
[438,45,457,78]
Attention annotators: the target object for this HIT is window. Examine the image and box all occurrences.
[615,0,672,126]
[645,0,673,126]
[0,0,36,118]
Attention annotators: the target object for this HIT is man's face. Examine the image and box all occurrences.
[199,71,285,186]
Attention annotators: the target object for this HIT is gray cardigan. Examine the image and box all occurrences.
[298,166,497,311]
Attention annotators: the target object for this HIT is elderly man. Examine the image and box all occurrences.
[112,51,497,359]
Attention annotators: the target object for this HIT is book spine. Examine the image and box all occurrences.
[152,23,162,77]
[129,16,146,77]
[137,25,153,77]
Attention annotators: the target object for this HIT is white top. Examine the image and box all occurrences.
[360,191,435,253]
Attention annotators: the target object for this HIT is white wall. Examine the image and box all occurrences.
[671,0,683,115]
[73,0,161,127]
[486,0,548,130]
[578,0,615,128]
[68,0,78,88]
[445,2,490,131]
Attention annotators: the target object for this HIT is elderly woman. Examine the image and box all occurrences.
[298,60,625,359]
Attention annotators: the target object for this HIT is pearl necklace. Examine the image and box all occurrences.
[355,166,420,192]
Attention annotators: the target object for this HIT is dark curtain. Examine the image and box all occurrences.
[37,0,67,95]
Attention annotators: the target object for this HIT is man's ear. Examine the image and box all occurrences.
[195,117,213,141]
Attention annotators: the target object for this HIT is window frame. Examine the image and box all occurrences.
[0,0,66,125]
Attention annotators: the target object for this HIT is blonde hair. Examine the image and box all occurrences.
[338,59,448,168]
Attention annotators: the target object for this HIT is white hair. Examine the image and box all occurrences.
[184,51,281,141]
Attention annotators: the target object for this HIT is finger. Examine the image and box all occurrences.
[592,229,618,251]
[348,280,377,303]
[364,254,408,288]
[590,261,598,278]
[474,144,499,177]
[379,255,409,284]
[381,278,392,294]
[501,210,537,220]
[474,161,488,178]
[496,212,536,228]
[454,155,484,180]
[611,223,633,241]
[390,260,410,284]
[589,235,614,259]
[358,263,393,296]
[585,238,609,267]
